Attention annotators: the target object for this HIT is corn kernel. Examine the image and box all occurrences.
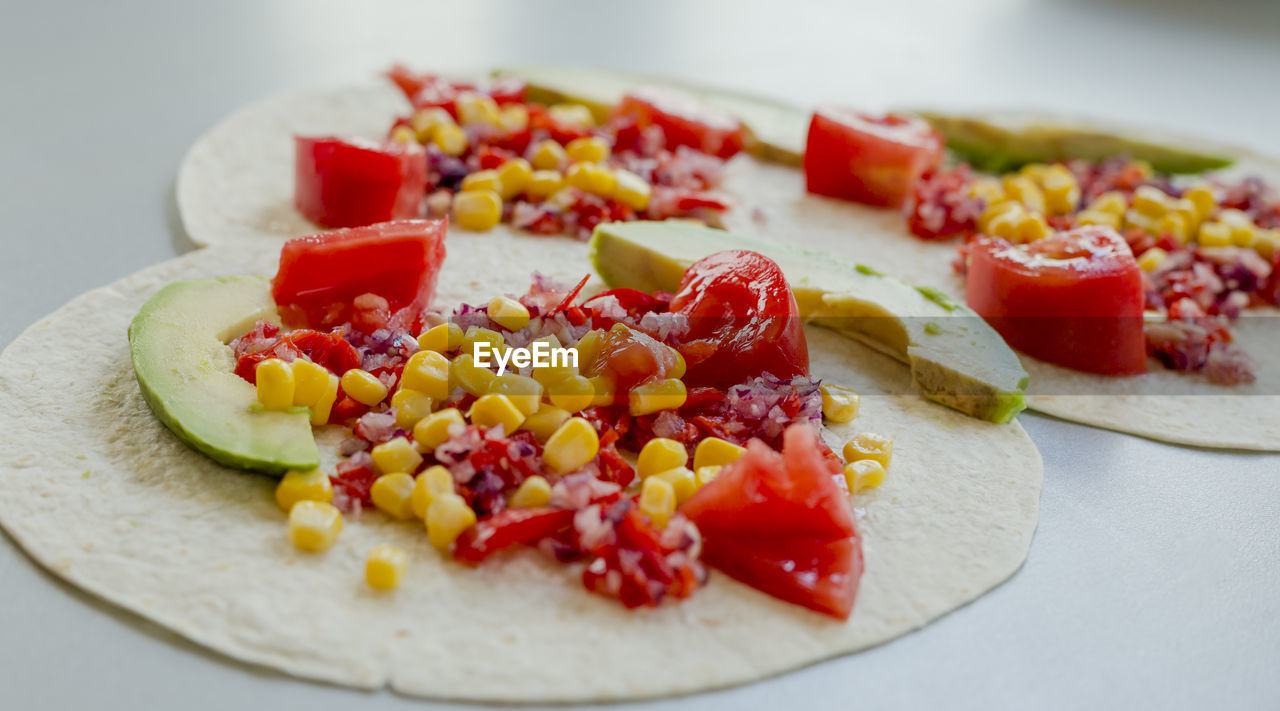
[612,169,652,211]
[573,330,605,370]
[426,493,476,550]
[525,170,565,201]
[291,359,331,407]
[461,169,503,194]
[410,107,453,141]
[1230,222,1259,248]
[639,475,676,528]
[654,466,697,504]
[1132,185,1172,218]
[543,417,599,474]
[414,408,465,453]
[1002,175,1046,214]
[1254,229,1280,260]
[529,139,568,171]
[489,374,544,415]
[255,358,295,411]
[411,465,455,519]
[365,544,408,590]
[521,405,571,442]
[547,374,595,412]
[1019,163,1051,181]
[548,103,595,127]
[371,436,423,476]
[978,200,1024,237]
[637,438,688,479]
[463,326,505,355]
[968,177,1004,203]
[531,343,577,387]
[1184,183,1218,218]
[844,459,886,494]
[566,136,610,163]
[371,472,416,520]
[288,500,342,552]
[565,161,617,197]
[449,353,497,396]
[417,322,463,354]
[588,375,616,407]
[468,393,526,433]
[487,295,531,332]
[1041,165,1080,216]
[510,475,552,508]
[401,350,450,401]
[452,189,503,231]
[843,432,893,469]
[1169,198,1202,233]
[498,158,534,200]
[695,465,722,488]
[1137,247,1169,272]
[1124,209,1159,234]
[665,347,686,379]
[1198,221,1232,247]
[1075,210,1122,229]
[275,468,333,512]
[629,377,687,416]
[1089,191,1128,216]
[338,368,385,407]
[432,122,468,156]
[499,104,529,133]
[694,437,746,470]
[820,384,861,423]
[391,387,434,430]
[1012,212,1051,243]
[1156,212,1190,245]
[308,373,340,426]
[456,92,502,127]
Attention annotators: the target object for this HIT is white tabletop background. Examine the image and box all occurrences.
[2,1,1278,708]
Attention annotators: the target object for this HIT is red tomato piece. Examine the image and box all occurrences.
[965,226,1147,375]
[701,535,861,619]
[452,508,576,564]
[294,136,426,228]
[614,88,745,159]
[803,108,944,208]
[669,250,808,388]
[271,219,447,331]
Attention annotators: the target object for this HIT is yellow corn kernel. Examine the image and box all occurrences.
[548,103,595,127]
[339,368,386,407]
[1168,198,1202,232]
[410,107,453,141]
[275,468,333,512]
[1075,210,1121,229]
[1184,183,1218,219]
[510,475,552,508]
[487,296,531,332]
[255,358,295,411]
[308,373,340,426]
[1002,175,1046,214]
[489,374,544,415]
[844,459,886,494]
[1131,185,1172,218]
[547,374,595,412]
[695,465,723,488]
[665,347,686,379]
[365,544,408,590]
[531,347,577,388]
[1254,229,1280,260]
[498,158,534,200]
[1124,209,1159,234]
[1136,247,1169,272]
[401,350,450,401]
[573,330,605,371]
[499,103,529,133]
[968,177,1005,203]
[417,322,462,354]
[449,353,497,396]
[529,139,568,171]
[820,384,861,423]
[843,432,893,469]
[463,326,505,355]
[426,493,476,550]
[1040,165,1081,216]
[1230,221,1259,248]
[391,387,434,430]
[452,189,503,231]
[694,437,747,470]
[543,417,599,474]
[290,359,331,407]
[468,393,526,433]
[566,136,610,163]
[371,472,416,520]
[288,500,342,552]
[371,436,423,475]
[1198,221,1232,248]
[390,124,419,145]
[1089,191,1128,216]
[414,408,465,452]
[1156,212,1191,245]
[461,169,503,195]
[521,404,571,441]
[564,161,617,197]
[525,170,565,201]
[637,438,688,479]
[629,377,687,416]
[1012,212,1051,243]
[432,122,468,156]
[411,465,455,519]
[588,375,616,407]
[612,169,652,211]
[639,475,676,528]
[977,200,1024,236]
[654,466,697,504]
[456,92,502,127]
[1019,163,1050,182]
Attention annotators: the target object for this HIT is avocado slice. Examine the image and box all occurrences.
[129,277,319,475]
[589,221,1029,424]
[496,66,808,165]
[916,110,1235,174]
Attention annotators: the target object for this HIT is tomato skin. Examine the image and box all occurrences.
[452,508,576,564]
[669,250,809,388]
[294,136,426,228]
[803,108,943,208]
[965,226,1147,375]
[271,219,447,331]
[614,88,745,159]
[701,535,861,619]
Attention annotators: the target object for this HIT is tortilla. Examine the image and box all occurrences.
[0,234,1041,702]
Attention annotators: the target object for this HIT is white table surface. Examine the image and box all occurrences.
[2,1,1278,708]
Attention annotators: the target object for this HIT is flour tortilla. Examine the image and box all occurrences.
[0,234,1041,702]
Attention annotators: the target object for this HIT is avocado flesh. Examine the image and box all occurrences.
[129,277,319,476]
[917,111,1235,174]
[590,221,1028,424]
[496,66,808,165]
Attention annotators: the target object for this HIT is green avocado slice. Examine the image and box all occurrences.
[129,276,319,476]
[495,66,808,165]
[589,221,1029,424]
[916,111,1235,174]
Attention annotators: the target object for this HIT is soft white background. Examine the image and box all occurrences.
[1,1,1278,708]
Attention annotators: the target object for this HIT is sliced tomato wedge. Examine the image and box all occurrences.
[803,108,943,208]
[271,219,447,331]
[701,535,861,619]
[294,136,426,228]
[965,226,1147,375]
[614,88,745,159]
[452,508,576,564]
[669,250,808,388]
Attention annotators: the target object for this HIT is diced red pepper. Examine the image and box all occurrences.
[452,508,576,564]
[294,136,426,228]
